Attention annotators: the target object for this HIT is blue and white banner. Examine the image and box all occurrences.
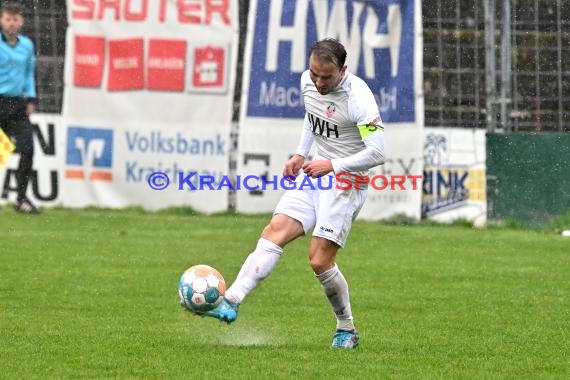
[62,0,239,212]
[237,0,424,219]
[423,128,487,226]
[246,0,415,122]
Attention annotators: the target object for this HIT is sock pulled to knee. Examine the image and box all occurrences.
[316,264,355,331]
[225,238,283,304]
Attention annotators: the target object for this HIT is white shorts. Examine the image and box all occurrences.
[273,174,367,248]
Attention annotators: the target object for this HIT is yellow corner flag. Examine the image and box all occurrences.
[0,128,16,170]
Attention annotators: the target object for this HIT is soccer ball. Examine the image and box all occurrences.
[178,264,226,312]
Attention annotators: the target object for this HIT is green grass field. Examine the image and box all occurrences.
[1,207,568,379]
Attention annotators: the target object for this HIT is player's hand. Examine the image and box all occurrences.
[283,154,305,180]
[302,160,333,178]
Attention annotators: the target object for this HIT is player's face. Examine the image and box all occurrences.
[0,12,24,36]
[309,55,347,95]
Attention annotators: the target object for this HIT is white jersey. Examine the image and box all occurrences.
[278,70,385,243]
[300,70,383,177]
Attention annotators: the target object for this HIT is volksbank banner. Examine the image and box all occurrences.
[62,0,238,212]
[237,0,424,219]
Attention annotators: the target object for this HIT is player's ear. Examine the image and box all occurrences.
[340,65,348,76]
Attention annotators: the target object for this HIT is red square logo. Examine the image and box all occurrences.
[147,39,186,92]
[107,39,144,91]
[73,36,105,88]
[193,46,225,88]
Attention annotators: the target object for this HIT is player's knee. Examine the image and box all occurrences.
[261,222,286,246]
[261,216,303,246]
[309,238,338,274]
[309,255,334,274]
[261,222,277,239]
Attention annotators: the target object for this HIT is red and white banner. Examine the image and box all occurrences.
[236,0,424,220]
[62,0,238,212]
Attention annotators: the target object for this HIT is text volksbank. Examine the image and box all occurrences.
[125,131,225,155]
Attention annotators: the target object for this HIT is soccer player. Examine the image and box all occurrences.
[0,2,39,213]
[198,38,385,349]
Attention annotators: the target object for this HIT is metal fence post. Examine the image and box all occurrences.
[485,0,497,133]
[500,0,511,131]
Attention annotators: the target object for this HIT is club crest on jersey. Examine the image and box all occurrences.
[325,103,336,118]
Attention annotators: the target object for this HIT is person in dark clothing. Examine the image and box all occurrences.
[0,2,39,213]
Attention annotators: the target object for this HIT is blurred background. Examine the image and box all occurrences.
[4,0,569,227]
[24,0,570,133]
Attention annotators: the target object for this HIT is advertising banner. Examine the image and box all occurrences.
[62,0,238,212]
[0,114,62,207]
[423,128,487,226]
[237,0,424,219]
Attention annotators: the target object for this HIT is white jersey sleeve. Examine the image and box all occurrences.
[295,113,315,158]
[330,131,385,173]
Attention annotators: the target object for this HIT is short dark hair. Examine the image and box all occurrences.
[1,2,23,16]
[309,38,347,69]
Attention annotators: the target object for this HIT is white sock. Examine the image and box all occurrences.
[225,238,283,304]
[316,264,355,331]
